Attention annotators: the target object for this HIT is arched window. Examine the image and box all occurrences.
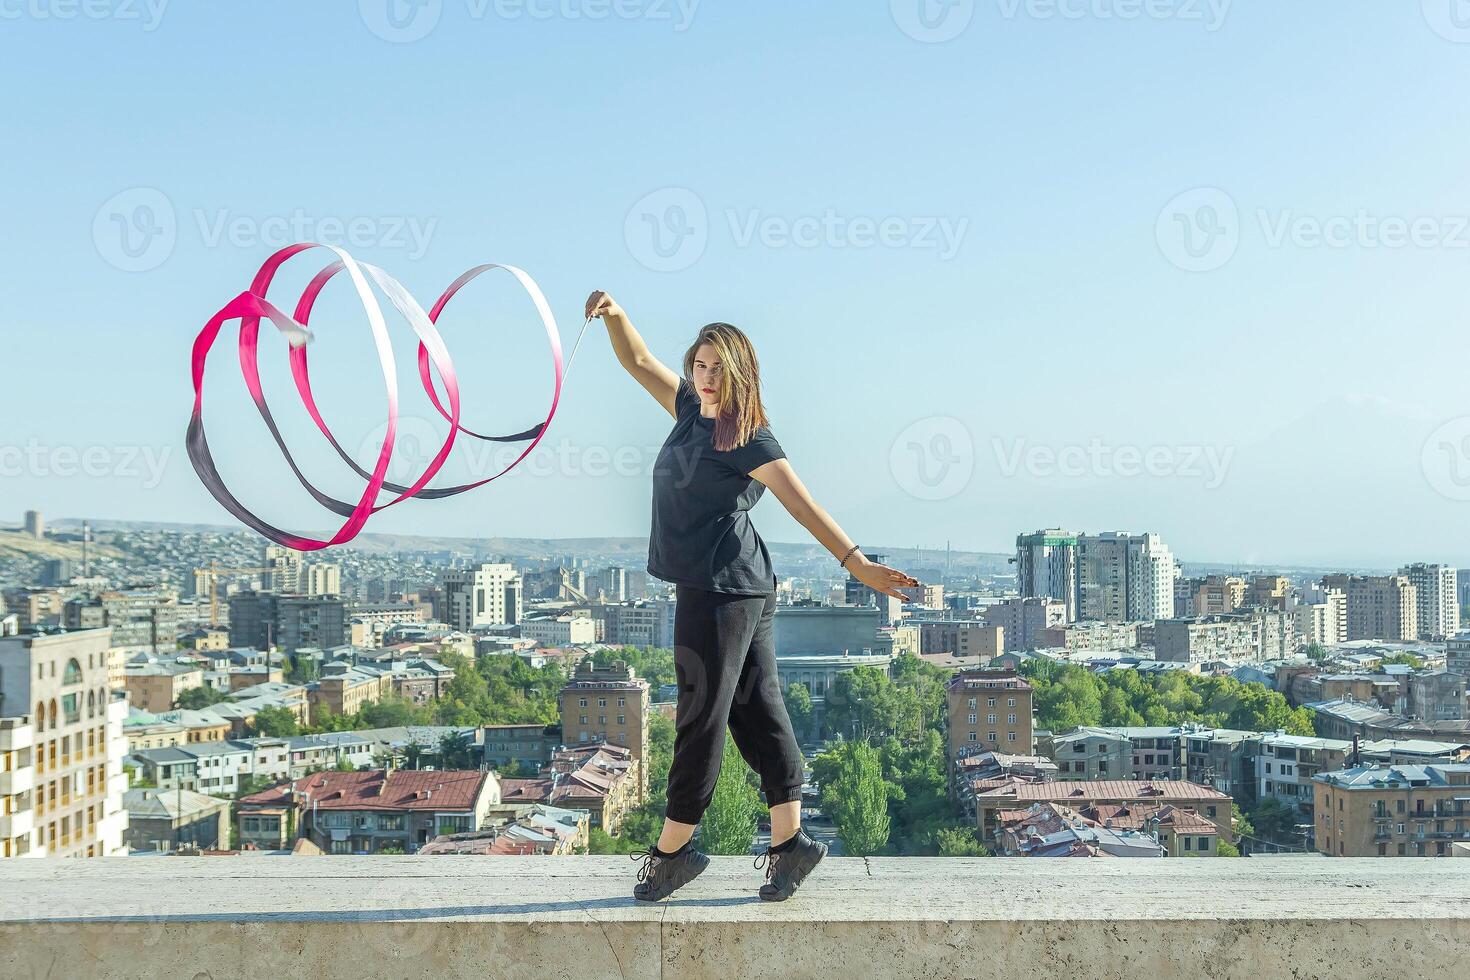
[87,690,96,719]
[35,701,45,729]
[49,699,58,731]
[62,659,82,686]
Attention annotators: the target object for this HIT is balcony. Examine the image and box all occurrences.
[2,858,1470,977]
[0,720,33,753]
[0,808,33,839]
[0,768,35,796]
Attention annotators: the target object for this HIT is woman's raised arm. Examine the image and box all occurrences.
[586,290,682,418]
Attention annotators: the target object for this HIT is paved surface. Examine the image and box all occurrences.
[3,857,1470,978]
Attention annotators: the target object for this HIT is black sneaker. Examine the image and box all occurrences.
[630,842,710,902]
[754,828,827,902]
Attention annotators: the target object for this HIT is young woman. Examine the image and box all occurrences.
[585,290,919,903]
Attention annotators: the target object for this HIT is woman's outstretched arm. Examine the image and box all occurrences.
[585,290,681,418]
[748,458,919,599]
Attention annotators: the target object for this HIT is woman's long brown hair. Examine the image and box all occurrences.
[681,322,770,452]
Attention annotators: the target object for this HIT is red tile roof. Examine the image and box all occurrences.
[255,770,491,811]
[976,779,1230,803]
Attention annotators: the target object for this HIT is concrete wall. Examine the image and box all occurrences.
[3,856,1470,978]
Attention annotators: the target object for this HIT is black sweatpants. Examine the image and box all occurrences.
[664,583,805,825]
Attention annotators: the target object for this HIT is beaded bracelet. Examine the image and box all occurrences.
[839,544,861,569]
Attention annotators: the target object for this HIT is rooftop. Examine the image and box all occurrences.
[5,856,1468,978]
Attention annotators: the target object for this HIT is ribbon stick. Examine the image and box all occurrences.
[186,243,593,551]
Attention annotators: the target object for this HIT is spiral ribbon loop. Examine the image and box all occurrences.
[186,243,589,551]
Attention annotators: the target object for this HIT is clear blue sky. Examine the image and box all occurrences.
[4,1,1470,568]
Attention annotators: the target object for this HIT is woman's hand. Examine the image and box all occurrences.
[584,290,624,321]
[847,554,920,600]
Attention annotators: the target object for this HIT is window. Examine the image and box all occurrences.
[1184,837,1192,851]
[1098,761,1108,774]
[967,714,977,725]
[986,714,996,724]
[967,698,976,708]
[1198,837,1209,851]
[579,715,587,724]
[1007,732,1017,742]
[1007,714,1017,725]
[617,698,626,708]
[987,697,996,707]
[62,660,82,686]
[1007,698,1016,707]
[579,698,587,708]
[598,698,606,708]
[987,732,997,742]
[616,715,625,725]
[967,732,977,742]
[1377,843,1387,856]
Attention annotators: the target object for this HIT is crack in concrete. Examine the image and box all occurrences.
[576,900,628,980]
[861,857,873,877]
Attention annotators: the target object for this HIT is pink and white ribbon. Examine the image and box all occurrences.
[186,243,590,551]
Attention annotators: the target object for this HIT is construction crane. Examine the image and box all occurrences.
[194,562,279,626]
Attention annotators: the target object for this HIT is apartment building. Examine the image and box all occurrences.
[1321,575,1418,642]
[559,661,650,802]
[520,614,597,647]
[1313,763,1470,857]
[1256,733,1351,818]
[121,658,205,712]
[1400,564,1459,641]
[308,665,393,723]
[945,671,1034,758]
[973,778,1232,842]
[1049,728,1130,780]
[0,627,129,858]
[1194,576,1246,616]
[983,597,1068,653]
[1034,621,1140,654]
[440,563,522,630]
[1015,530,1080,622]
[918,621,1003,662]
[1155,616,1259,664]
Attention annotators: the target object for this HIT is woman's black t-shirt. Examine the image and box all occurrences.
[647,377,785,595]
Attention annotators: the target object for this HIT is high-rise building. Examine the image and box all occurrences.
[1399,564,1458,641]
[1293,585,1347,648]
[1194,576,1246,616]
[305,563,342,597]
[1322,574,1418,642]
[441,563,522,631]
[1245,576,1292,611]
[62,586,181,652]
[1015,530,1079,622]
[0,627,129,858]
[22,510,43,539]
[559,661,650,802]
[264,546,304,593]
[1075,532,1176,623]
[228,592,347,653]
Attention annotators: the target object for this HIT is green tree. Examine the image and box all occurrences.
[176,686,228,710]
[821,738,890,857]
[935,826,991,856]
[437,730,476,770]
[697,734,761,855]
[1249,798,1304,848]
[782,683,813,741]
[250,705,300,738]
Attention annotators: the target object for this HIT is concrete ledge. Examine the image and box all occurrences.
[3,857,1470,979]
